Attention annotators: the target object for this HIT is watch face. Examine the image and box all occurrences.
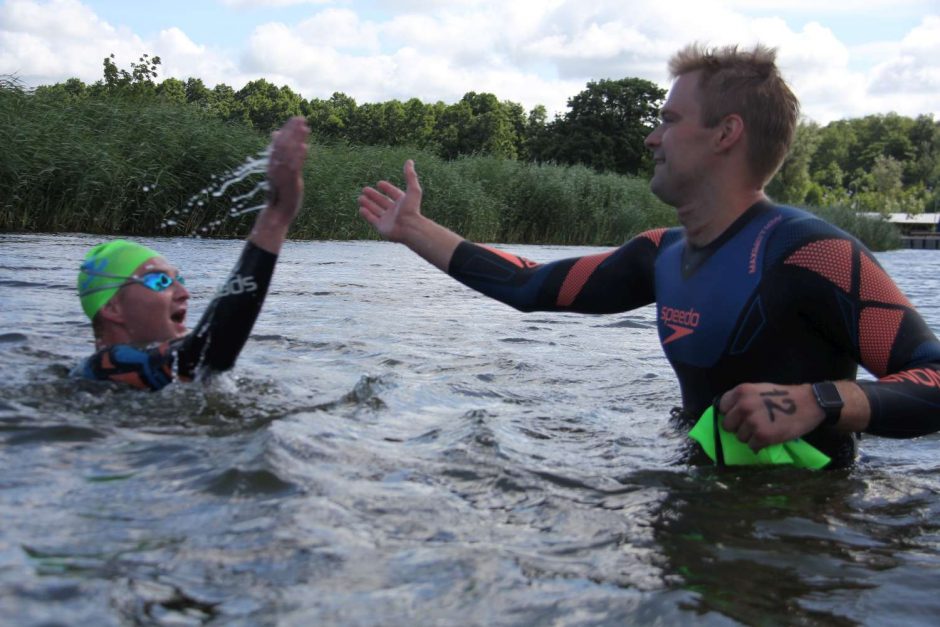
[815,382,843,407]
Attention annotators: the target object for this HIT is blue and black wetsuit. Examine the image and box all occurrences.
[448,201,940,465]
[77,242,277,391]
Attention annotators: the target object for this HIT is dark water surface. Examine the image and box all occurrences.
[1,234,938,626]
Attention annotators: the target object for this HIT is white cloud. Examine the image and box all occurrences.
[726,0,932,10]
[0,0,936,123]
[219,0,332,7]
[0,0,143,83]
[869,15,940,96]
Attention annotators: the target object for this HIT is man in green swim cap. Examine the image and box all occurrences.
[76,116,310,390]
[79,239,190,349]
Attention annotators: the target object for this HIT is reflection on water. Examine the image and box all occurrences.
[0,234,938,625]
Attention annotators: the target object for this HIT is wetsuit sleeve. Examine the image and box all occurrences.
[174,241,277,377]
[80,241,278,391]
[447,228,667,314]
[779,235,940,437]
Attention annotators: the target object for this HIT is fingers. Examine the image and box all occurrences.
[358,190,386,217]
[271,117,311,157]
[377,181,405,201]
[403,159,422,193]
[719,384,761,448]
[717,387,742,430]
[358,205,380,228]
[360,186,395,210]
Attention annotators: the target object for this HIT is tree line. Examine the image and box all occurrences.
[769,114,940,215]
[33,54,663,177]
[24,54,940,217]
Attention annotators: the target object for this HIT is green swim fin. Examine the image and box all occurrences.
[688,405,830,470]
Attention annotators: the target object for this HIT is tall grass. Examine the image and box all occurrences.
[0,87,902,250]
[0,86,264,234]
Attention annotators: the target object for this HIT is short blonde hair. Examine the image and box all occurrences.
[669,43,799,185]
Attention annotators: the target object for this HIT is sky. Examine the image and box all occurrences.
[0,0,938,124]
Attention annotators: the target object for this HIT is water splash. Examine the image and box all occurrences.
[160,147,272,235]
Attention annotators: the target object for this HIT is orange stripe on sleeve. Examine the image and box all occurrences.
[480,245,534,269]
[639,228,667,247]
[557,252,612,307]
[859,306,904,377]
[784,239,853,293]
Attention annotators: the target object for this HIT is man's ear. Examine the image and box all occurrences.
[97,296,126,325]
[714,114,745,154]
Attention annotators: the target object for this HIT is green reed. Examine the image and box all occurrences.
[0,86,901,250]
[0,86,264,234]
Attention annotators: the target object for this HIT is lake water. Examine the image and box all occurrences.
[1,233,938,626]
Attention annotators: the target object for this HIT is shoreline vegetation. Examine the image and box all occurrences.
[3,55,929,251]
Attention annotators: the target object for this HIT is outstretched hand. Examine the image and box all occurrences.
[358,159,423,243]
[266,116,311,223]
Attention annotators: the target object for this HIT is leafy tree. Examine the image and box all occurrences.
[156,78,186,105]
[400,97,438,149]
[767,121,820,204]
[907,114,940,190]
[34,77,87,101]
[208,83,240,122]
[96,53,161,98]
[432,92,522,159]
[235,79,304,133]
[184,77,212,108]
[307,92,358,141]
[533,78,664,175]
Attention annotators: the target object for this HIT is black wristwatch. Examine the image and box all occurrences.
[812,381,843,426]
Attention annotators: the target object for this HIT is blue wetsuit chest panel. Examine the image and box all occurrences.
[655,207,784,369]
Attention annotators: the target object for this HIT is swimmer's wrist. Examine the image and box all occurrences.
[398,213,437,245]
[249,210,291,254]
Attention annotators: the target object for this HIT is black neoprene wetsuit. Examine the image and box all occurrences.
[447,201,940,465]
[77,241,276,391]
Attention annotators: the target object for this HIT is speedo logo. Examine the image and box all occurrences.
[660,305,700,345]
[216,274,258,297]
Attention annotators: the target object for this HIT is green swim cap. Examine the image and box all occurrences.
[689,405,831,470]
[78,239,162,319]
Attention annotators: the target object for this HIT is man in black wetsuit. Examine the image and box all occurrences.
[357,44,940,466]
[75,116,310,391]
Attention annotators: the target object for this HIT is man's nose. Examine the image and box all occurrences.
[174,282,190,300]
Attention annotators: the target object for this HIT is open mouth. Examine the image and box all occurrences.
[170,310,186,325]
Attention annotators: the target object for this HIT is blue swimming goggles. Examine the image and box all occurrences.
[77,269,185,296]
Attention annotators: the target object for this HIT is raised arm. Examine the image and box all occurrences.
[177,116,310,376]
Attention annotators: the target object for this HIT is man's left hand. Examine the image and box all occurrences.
[718,383,825,450]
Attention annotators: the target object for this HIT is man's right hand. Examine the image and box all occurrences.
[358,159,423,243]
[358,160,463,272]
